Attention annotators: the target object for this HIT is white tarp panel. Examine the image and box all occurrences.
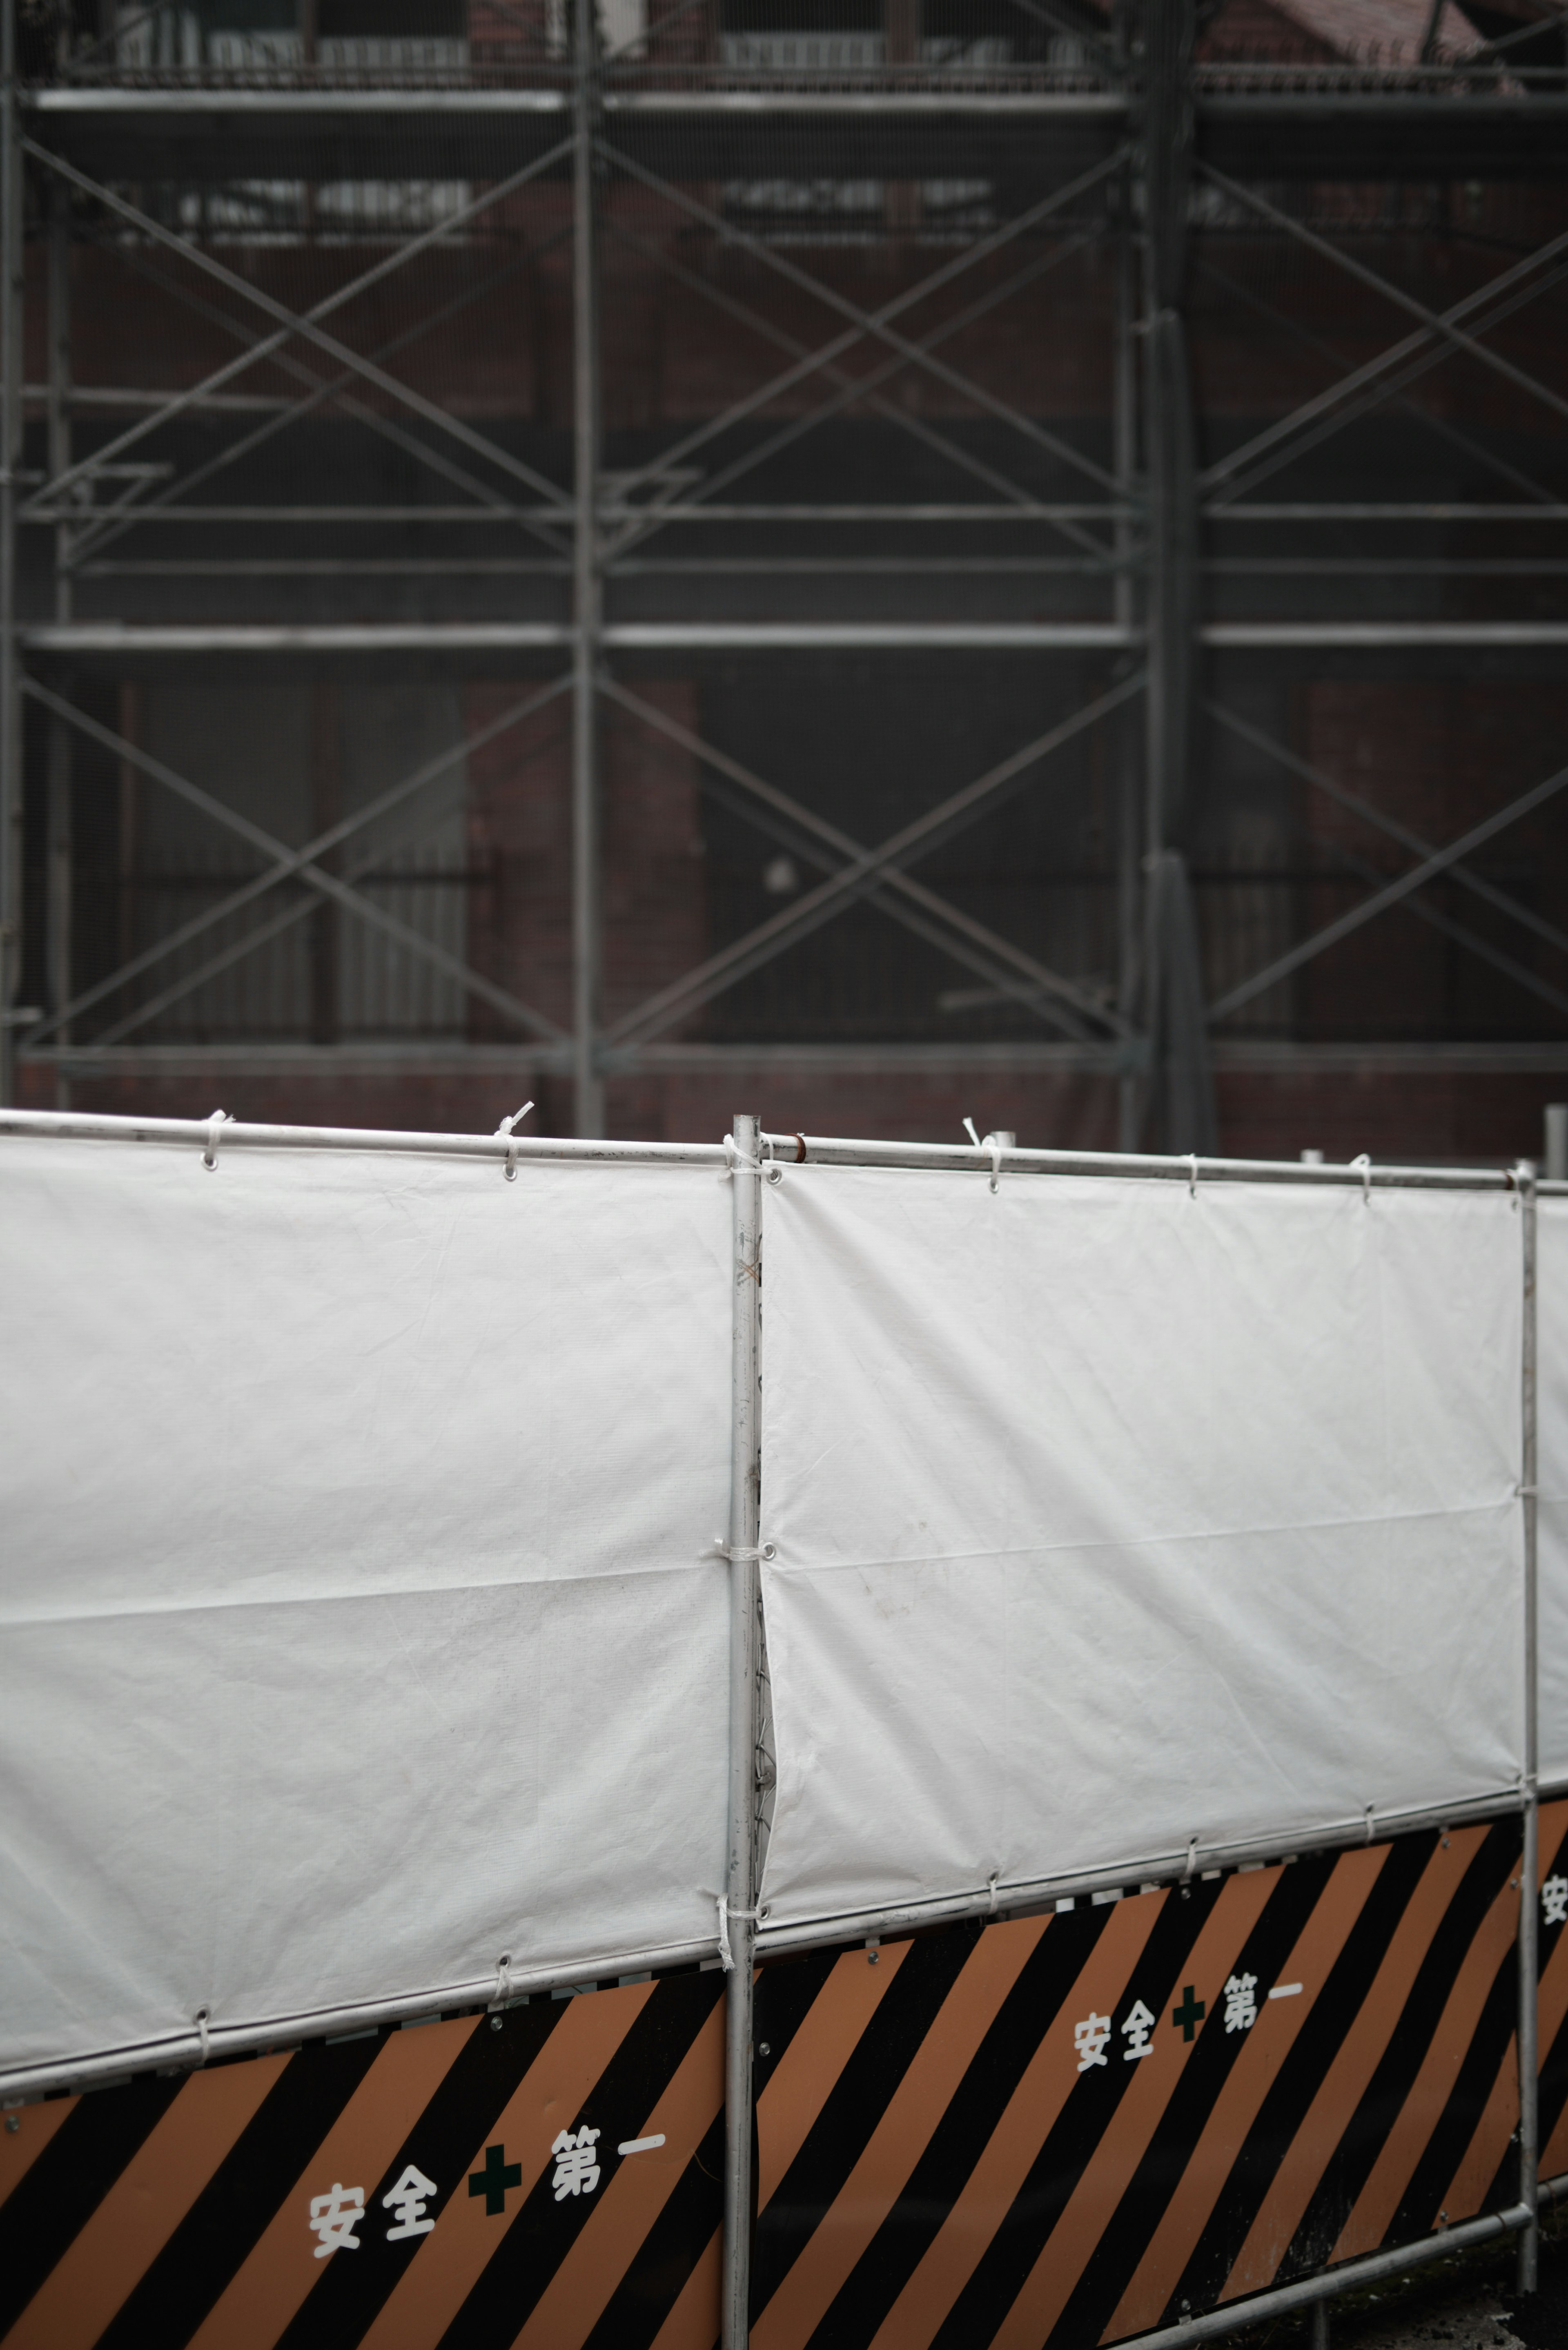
[758,1167,1523,1934]
[1538,1194,1568,1786]
[0,1137,731,2078]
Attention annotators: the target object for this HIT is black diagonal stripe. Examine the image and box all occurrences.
[86,2032,387,2350]
[750,1918,988,2317]
[0,2071,185,2335]
[753,1945,851,2119]
[784,1907,1106,2349]
[274,2003,565,2350]
[1276,1822,1517,2276]
[438,1971,724,2350]
[1169,1831,1437,2317]
[581,2105,725,2350]
[1050,1857,1334,2348]
[927,1873,1227,2350]
[1390,1909,1523,2243]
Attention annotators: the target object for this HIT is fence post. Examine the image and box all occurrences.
[1520,1161,1540,2291]
[723,1111,764,2348]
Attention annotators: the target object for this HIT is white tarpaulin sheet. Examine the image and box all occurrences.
[757,1167,1524,1934]
[0,1136,731,2078]
[1538,1193,1568,1786]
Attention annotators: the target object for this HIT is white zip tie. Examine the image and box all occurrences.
[724,1135,762,1177]
[1351,1151,1372,1203]
[201,1109,229,1171]
[494,1102,534,1181]
[713,1538,775,1563]
[988,1135,1004,1194]
[716,1893,760,1973]
[1189,1154,1200,1198]
[194,2007,211,2064]
[490,1953,513,2010]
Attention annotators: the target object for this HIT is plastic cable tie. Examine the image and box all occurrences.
[1351,1151,1372,1202]
[495,1102,533,1180]
[724,1135,762,1177]
[201,1109,229,1171]
[1189,1154,1200,1198]
[987,1873,1002,1914]
[713,1537,775,1563]
[490,1953,513,2011]
[715,1893,760,1974]
[194,2007,211,2065]
[962,1115,982,1150]
[1183,1834,1199,1880]
[987,1134,1004,1194]
[1364,1803,1376,1844]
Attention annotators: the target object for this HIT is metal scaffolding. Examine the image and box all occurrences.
[2,1,1568,1141]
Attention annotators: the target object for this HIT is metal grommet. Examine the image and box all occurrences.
[766,1163,783,1184]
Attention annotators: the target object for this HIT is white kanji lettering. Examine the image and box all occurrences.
[1544,1875,1568,1929]
[1121,1998,1156,2060]
[1223,1973,1258,2033]
[382,2163,439,2241]
[550,2125,601,2200]
[1073,2012,1111,2072]
[307,2182,365,2258]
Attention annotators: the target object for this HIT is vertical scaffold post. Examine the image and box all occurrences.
[1520,1159,1540,2290]
[723,1110,764,2349]
[571,0,604,1139]
[0,0,20,1109]
[47,177,71,1104]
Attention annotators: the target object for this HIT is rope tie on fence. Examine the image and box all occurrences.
[716,1894,761,1973]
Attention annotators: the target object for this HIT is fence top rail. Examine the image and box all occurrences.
[0,1107,728,1168]
[762,1130,1521,1191]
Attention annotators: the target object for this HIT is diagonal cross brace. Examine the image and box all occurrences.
[21,678,570,1047]
[601,219,1112,566]
[604,675,1145,1049]
[71,241,572,572]
[599,140,1127,508]
[1191,251,1568,515]
[22,138,577,517]
[599,676,1131,1043]
[1208,700,1568,968]
[1209,756,1568,1023]
[1198,169,1568,498]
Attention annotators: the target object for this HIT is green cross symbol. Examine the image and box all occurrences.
[1172,1985,1206,2042]
[468,2143,522,2216]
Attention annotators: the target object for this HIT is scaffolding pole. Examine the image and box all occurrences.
[572,0,604,1140]
[0,1,19,1109]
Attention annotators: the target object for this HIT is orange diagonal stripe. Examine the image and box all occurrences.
[757,1941,912,2212]
[357,1984,654,2350]
[187,2015,480,2350]
[0,2098,77,2212]
[991,1868,1280,2350]
[1331,1862,1521,2262]
[648,2225,720,2350]
[753,1915,1050,2350]
[510,1995,726,2350]
[2,2057,288,2350]
[870,1892,1167,2350]
[1218,1826,1486,2303]
[1103,1846,1388,2343]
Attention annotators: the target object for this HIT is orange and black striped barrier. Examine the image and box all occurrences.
[3,1810,1566,2348]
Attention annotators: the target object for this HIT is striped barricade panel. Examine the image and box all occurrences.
[1534,1797,1568,2183]
[0,1970,723,2350]
[752,1819,1523,2350]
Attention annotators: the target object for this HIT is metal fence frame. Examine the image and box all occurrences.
[0,1099,1557,2337]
